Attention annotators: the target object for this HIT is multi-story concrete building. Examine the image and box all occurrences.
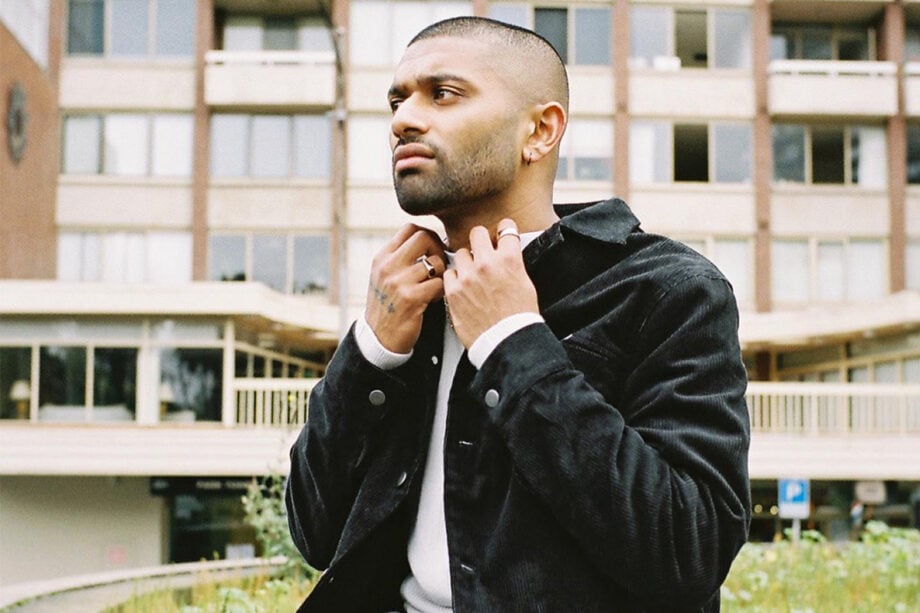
[2,0,920,587]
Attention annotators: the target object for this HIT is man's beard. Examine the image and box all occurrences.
[393,133,518,217]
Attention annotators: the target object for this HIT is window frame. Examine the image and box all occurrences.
[207,232,331,296]
[66,0,197,59]
[629,5,752,70]
[629,119,753,185]
[770,23,876,61]
[488,3,612,66]
[61,112,194,178]
[771,236,889,306]
[772,124,886,187]
[209,113,333,180]
[556,117,614,182]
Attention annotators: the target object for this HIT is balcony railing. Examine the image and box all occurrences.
[767,59,898,117]
[204,50,335,67]
[746,382,920,435]
[768,59,896,77]
[231,377,320,428]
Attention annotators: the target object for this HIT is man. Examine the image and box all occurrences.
[286,16,750,612]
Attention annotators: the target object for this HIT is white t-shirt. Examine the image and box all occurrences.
[354,234,543,612]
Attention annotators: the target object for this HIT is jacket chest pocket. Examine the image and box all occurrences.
[562,332,632,412]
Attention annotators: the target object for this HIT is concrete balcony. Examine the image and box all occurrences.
[768,60,897,118]
[0,378,319,476]
[5,377,920,482]
[60,59,195,111]
[747,382,920,481]
[204,50,336,110]
[629,68,754,119]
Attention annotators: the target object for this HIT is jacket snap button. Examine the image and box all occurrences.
[368,389,386,406]
[484,389,500,408]
[396,471,408,487]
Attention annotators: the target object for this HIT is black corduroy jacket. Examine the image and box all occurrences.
[286,198,751,612]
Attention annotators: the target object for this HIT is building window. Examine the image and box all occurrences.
[630,6,751,70]
[630,120,752,184]
[221,15,332,52]
[772,124,886,187]
[906,27,920,62]
[208,233,330,295]
[57,231,193,283]
[557,118,613,182]
[488,4,611,66]
[771,24,872,61]
[38,346,136,423]
[906,240,920,290]
[159,348,222,421]
[772,238,887,304]
[62,113,193,177]
[907,125,920,185]
[350,0,472,66]
[0,347,32,420]
[348,116,392,181]
[66,0,196,57]
[209,114,331,179]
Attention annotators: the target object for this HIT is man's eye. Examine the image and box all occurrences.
[434,88,457,102]
[389,99,402,112]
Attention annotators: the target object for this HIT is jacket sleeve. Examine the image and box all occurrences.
[469,273,750,609]
[285,326,410,570]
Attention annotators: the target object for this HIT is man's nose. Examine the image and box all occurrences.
[391,94,429,138]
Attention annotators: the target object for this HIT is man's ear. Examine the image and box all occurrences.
[523,102,567,165]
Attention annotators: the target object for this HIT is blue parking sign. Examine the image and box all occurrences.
[778,478,810,519]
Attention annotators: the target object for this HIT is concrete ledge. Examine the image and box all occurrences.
[0,556,286,610]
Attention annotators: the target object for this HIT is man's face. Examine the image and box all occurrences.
[387,36,525,218]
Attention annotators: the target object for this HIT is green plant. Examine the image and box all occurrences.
[241,475,316,582]
[722,522,920,612]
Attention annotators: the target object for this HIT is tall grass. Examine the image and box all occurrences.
[722,522,920,612]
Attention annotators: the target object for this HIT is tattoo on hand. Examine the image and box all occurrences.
[372,284,396,313]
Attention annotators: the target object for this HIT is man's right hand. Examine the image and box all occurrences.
[365,224,446,354]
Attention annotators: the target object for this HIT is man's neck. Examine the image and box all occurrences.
[440,199,558,250]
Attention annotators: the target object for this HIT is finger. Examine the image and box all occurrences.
[468,226,495,259]
[452,247,474,273]
[393,228,447,266]
[495,218,521,253]
[382,223,425,255]
[413,254,444,280]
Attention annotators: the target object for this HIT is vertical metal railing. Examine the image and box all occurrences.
[231,378,320,427]
[746,382,920,435]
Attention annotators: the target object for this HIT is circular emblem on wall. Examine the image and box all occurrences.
[7,82,28,164]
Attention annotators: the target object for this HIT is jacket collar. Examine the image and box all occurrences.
[523,197,640,265]
[555,197,640,245]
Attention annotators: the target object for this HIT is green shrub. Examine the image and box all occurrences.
[722,522,920,612]
[241,475,317,582]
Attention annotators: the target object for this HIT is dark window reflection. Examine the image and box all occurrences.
[160,348,222,421]
[94,347,137,413]
[39,346,87,406]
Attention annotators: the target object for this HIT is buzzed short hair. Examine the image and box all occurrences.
[408,16,569,112]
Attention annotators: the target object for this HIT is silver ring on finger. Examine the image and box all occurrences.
[497,227,520,241]
[416,255,437,278]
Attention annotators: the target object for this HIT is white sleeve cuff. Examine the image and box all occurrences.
[468,312,544,369]
[354,316,413,370]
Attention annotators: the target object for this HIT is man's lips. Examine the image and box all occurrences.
[393,143,435,173]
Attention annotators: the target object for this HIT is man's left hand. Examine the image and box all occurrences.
[444,219,539,348]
